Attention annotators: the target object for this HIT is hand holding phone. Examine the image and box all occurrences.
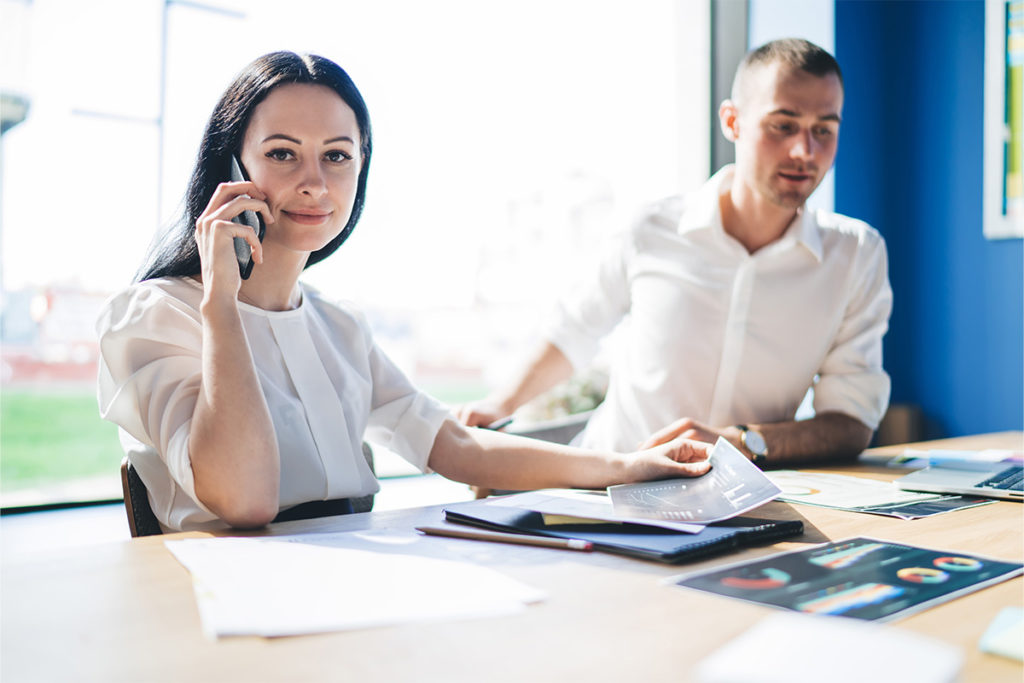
[229,156,267,279]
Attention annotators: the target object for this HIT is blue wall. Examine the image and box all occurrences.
[835,0,1023,438]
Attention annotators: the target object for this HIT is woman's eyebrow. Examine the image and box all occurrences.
[259,134,355,145]
[261,134,301,144]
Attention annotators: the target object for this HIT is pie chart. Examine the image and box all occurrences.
[896,567,949,584]
[721,567,790,589]
[933,556,982,572]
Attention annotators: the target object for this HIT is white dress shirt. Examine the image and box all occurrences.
[547,165,893,452]
[96,277,450,531]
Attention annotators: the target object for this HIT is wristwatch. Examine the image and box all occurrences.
[736,425,768,466]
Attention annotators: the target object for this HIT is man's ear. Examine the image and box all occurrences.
[718,100,739,142]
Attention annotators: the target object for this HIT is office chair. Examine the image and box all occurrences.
[119,443,378,538]
[505,410,593,445]
[472,410,594,499]
[120,457,163,537]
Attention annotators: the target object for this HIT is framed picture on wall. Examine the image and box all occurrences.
[984,0,1023,239]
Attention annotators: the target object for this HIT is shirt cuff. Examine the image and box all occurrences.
[366,392,452,473]
[544,321,600,372]
[812,372,891,431]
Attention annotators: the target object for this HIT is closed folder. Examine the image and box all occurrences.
[443,500,803,564]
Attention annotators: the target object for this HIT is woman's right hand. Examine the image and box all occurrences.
[624,437,713,482]
[190,179,280,528]
[193,179,273,303]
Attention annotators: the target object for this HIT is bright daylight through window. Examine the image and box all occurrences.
[0,0,708,507]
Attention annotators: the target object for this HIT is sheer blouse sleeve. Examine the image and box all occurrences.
[96,282,209,510]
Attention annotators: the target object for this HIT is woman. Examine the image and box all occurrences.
[97,52,711,532]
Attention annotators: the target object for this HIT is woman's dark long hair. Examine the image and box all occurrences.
[136,52,372,282]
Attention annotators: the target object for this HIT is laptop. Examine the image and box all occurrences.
[895,460,1023,501]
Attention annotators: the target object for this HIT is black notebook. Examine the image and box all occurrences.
[443,500,803,564]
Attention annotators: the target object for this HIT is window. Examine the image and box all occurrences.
[0,0,710,506]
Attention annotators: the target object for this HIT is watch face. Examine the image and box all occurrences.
[745,429,767,456]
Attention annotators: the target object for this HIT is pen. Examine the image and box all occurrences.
[483,416,514,431]
[415,526,593,552]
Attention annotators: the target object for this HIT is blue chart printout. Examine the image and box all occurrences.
[673,537,1024,622]
[607,438,781,524]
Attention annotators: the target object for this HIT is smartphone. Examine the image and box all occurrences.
[229,155,266,279]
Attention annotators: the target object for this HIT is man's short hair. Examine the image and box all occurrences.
[730,38,843,104]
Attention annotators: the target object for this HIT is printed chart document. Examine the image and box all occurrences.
[607,437,781,524]
[166,536,545,638]
[764,470,993,519]
[673,536,1023,622]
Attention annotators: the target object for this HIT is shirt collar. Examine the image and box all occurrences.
[677,164,824,263]
[791,203,824,262]
[676,165,733,235]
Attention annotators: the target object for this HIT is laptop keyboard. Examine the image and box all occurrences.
[978,467,1024,491]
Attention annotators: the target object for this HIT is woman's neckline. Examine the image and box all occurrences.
[182,275,305,313]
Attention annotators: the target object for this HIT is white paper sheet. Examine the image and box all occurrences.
[606,437,781,524]
[166,536,545,639]
[695,612,962,683]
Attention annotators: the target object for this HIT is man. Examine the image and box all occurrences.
[459,39,892,466]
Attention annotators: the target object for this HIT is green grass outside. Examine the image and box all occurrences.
[1,391,123,493]
[0,381,487,499]
[418,381,488,407]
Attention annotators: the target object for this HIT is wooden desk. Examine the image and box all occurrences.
[4,434,1022,682]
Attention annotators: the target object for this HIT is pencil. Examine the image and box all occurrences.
[415,525,593,552]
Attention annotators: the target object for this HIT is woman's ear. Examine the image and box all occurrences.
[718,100,740,142]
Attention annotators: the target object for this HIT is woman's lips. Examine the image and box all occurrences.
[282,210,333,225]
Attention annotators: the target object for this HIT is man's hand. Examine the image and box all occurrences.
[455,399,512,429]
[638,417,736,450]
[454,400,512,498]
[638,412,873,466]
[455,342,573,429]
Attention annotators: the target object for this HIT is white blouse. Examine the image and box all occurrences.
[96,277,451,531]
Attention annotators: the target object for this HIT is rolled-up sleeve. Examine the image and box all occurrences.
[545,231,633,370]
[363,329,451,473]
[96,286,208,510]
[813,232,893,430]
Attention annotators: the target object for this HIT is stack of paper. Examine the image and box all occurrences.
[166,537,545,638]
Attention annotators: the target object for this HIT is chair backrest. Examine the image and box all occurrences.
[505,410,593,445]
[120,457,163,537]
[350,442,376,513]
[472,410,595,499]
[119,443,377,537]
